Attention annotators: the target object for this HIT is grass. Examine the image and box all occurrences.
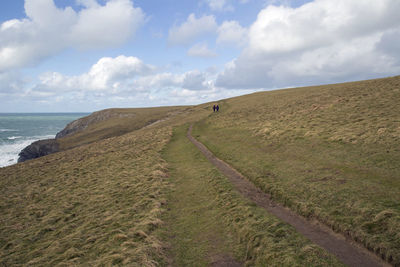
[0,104,211,266]
[159,125,343,266]
[1,75,399,265]
[58,107,190,150]
[0,125,172,266]
[192,76,400,264]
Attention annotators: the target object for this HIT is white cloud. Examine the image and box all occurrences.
[377,28,400,65]
[70,0,145,49]
[248,1,400,53]
[0,71,26,94]
[33,55,214,97]
[217,20,247,46]
[37,55,154,92]
[133,73,183,92]
[205,0,233,11]
[168,13,217,45]
[0,0,145,72]
[182,70,210,90]
[204,0,249,11]
[187,43,217,58]
[216,0,400,89]
[0,54,243,111]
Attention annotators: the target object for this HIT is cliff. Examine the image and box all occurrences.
[17,107,185,163]
[18,139,59,163]
[55,109,122,139]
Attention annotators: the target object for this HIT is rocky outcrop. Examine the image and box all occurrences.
[55,113,94,139]
[56,109,133,139]
[18,139,59,163]
[18,109,140,163]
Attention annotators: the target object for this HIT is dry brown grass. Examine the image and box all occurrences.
[161,125,344,266]
[58,107,190,150]
[0,125,172,266]
[2,76,399,265]
[193,76,400,264]
[0,103,211,266]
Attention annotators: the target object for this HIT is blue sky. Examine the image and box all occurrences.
[0,0,399,112]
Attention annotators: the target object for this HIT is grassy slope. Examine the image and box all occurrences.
[160,125,343,266]
[1,76,399,266]
[193,76,400,264]
[0,124,172,266]
[0,105,210,266]
[58,107,189,150]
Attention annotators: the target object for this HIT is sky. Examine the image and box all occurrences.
[0,0,399,112]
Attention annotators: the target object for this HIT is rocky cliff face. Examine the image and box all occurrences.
[18,109,132,162]
[55,110,124,138]
[18,139,59,163]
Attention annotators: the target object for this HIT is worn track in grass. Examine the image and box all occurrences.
[188,125,388,267]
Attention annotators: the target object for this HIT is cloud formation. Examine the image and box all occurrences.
[2,0,400,112]
[168,13,217,45]
[187,43,217,58]
[204,0,249,11]
[37,55,154,93]
[217,20,247,47]
[205,0,233,11]
[216,0,400,89]
[30,55,216,100]
[0,0,145,72]
[0,71,26,94]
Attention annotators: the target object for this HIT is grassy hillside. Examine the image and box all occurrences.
[57,107,190,150]
[193,76,400,264]
[160,125,343,266]
[0,125,172,266]
[0,106,210,266]
[1,76,399,266]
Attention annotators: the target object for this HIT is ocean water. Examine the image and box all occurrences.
[0,113,89,168]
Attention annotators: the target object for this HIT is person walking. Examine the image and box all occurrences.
[216,104,219,112]
[213,105,216,112]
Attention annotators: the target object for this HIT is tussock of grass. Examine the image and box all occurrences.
[193,76,400,265]
[160,125,343,266]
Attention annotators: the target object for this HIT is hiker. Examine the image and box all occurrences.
[216,105,219,112]
[213,105,216,112]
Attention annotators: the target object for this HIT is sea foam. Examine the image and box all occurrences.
[0,135,55,168]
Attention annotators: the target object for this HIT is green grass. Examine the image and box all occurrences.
[192,76,400,264]
[160,125,343,266]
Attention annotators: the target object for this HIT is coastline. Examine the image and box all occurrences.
[0,113,89,167]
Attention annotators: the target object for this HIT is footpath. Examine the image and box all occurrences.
[187,124,387,267]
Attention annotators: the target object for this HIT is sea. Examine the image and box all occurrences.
[0,113,89,168]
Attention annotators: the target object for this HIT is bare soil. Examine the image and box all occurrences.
[188,125,389,267]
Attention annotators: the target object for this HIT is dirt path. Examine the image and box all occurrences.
[187,125,388,267]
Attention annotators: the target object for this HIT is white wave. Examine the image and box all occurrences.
[0,135,56,168]
[7,136,22,140]
[0,129,18,132]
